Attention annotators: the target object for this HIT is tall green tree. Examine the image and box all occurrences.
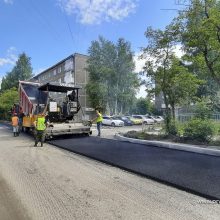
[86,36,139,115]
[175,0,220,83]
[168,0,220,112]
[1,53,33,91]
[115,38,139,114]
[142,26,202,133]
[142,26,177,132]
[0,88,19,120]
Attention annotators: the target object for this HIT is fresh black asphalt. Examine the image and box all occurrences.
[48,136,220,200]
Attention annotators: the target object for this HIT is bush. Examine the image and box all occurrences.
[183,118,215,143]
[212,122,220,135]
[194,100,211,120]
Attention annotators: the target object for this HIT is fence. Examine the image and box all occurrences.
[178,113,220,122]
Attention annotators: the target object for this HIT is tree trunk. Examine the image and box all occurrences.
[120,104,123,115]
[171,104,175,120]
[163,92,171,134]
[114,82,119,115]
[106,102,110,115]
[115,97,118,115]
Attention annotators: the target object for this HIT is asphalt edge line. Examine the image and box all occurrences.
[49,142,220,201]
[115,133,220,157]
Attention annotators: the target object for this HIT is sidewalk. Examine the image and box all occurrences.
[115,133,220,157]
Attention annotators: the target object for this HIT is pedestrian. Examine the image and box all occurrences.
[11,113,19,137]
[34,113,47,147]
[92,109,103,137]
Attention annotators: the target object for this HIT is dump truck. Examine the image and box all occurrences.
[18,81,92,138]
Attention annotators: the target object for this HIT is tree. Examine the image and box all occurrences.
[115,38,139,114]
[175,0,220,83]
[134,97,154,115]
[86,37,116,113]
[1,53,33,91]
[86,36,139,115]
[142,26,202,133]
[0,88,19,120]
[142,26,177,132]
[165,57,203,119]
[167,0,220,113]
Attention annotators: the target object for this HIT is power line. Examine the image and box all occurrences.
[62,11,75,51]
[29,0,75,51]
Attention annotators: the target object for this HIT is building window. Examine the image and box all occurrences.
[58,66,62,73]
[64,58,74,71]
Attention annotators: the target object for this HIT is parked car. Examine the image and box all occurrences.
[153,116,164,123]
[102,116,124,127]
[147,115,163,123]
[125,116,142,125]
[112,116,133,126]
[132,115,154,125]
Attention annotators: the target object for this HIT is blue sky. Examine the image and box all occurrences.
[0,0,186,90]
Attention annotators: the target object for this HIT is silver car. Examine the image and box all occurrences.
[132,115,154,125]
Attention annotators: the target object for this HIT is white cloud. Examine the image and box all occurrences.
[3,0,13,4]
[0,47,18,67]
[134,52,145,73]
[58,0,138,24]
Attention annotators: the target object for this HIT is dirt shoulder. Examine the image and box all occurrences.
[0,124,220,220]
[0,175,30,220]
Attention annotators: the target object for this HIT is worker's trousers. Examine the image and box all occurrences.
[35,130,45,146]
[97,122,102,136]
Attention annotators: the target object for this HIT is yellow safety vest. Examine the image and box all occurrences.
[96,112,103,123]
[36,117,46,131]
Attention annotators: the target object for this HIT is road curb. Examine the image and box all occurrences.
[115,133,220,157]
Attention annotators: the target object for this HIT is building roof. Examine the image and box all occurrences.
[32,53,89,80]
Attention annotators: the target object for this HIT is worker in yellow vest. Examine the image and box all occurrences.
[92,109,103,137]
[11,113,19,137]
[34,113,47,147]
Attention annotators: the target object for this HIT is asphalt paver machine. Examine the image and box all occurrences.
[19,81,92,138]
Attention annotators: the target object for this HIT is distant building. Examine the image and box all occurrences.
[31,53,94,121]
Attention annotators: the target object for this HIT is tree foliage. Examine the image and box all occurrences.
[178,0,220,83]
[86,36,139,115]
[0,88,19,120]
[132,97,154,115]
[1,53,33,91]
[142,26,202,133]
[170,0,220,111]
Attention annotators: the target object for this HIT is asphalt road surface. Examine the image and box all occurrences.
[0,123,220,220]
[49,136,220,200]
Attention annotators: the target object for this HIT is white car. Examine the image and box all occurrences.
[154,116,164,123]
[132,115,154,125]
[102,116,124,127]
[147,115,164,123]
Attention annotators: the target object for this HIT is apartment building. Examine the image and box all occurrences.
[31,53,94,121]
